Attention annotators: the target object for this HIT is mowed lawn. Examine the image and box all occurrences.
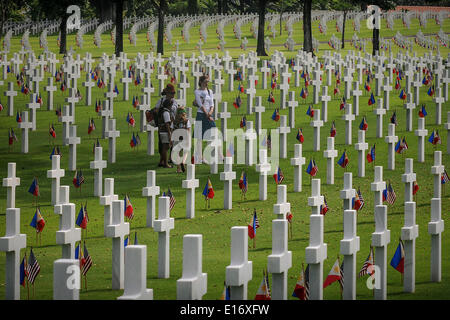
[0,16,449,300]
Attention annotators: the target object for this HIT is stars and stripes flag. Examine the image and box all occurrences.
[26,248,41,285]
[167,188,176,211]
[220,282,231,300]
[442,170,450,184]
[8,128,17,145]
[323,259,342,289]
[358,247,374,278]
[248,209,260,239]
[273,166,284,185]
[339,261,344,289]
[72,170,85,188]
[383,182,397,205]
[81,242,93,276]
[292,264,310,300]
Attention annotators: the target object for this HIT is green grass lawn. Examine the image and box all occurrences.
[0,16,449,300]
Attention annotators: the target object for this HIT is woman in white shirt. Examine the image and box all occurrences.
[194,75,216,141]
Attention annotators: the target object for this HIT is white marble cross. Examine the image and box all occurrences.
[343,104,355,145]
[305,179,327,300]
[413,117,428,163]
[385,123,398,170]
[431,151,444,198]
[253,97,265,135]
[402,158,416,202]
[105,118,120,163]
[374,98,386,138]
[218,101,231,141]
[18,111,32,154]
[245,78,257,114]
[120,69,132,101]
[82,73,95,106]
[434,87,444,125]
[401,201,418,293]
[44,77,57,110]
[382,77,392,111]
[273,184,291,219]
[343,67,353,100]
[226,226,253,300]
[90,146,107,197]
[245,121,257,165]
[47,155,65,206]
[445,112,450,155]
[142,170,160,227]
[54,186,70,218]
[310,109,323,152]
[412,73,422,106]
[287,91,298,129]
[146,123,158,156]
[279,66,291,109]
[66,125,81,171]
[428,198,444,283]
[157,66,168,94]
[2,163,20,209]
[255,149,271,201]
[56,203,81,259]
[0,207,26,300]
[100,178,118,236]
[154,196,175,279]
[53,259,79,300]
[340,209,360,300]
[26,93,40,131]
[267,219,292,300]
[106,200,130,290]
[118,245,153,300]
[291,144,306,192]
[4,82,18,117]
[65,88,79,121]
[141,72,155,107]
[219,158,236,210]
[323,137,338,185]
[340,172,356,210]
[100,100,113,139]
[278,115,290,158]
[60,105,73,146]
[374,66,384,96]
[351,81,363,116]
[403,92,416,132]
[260,60,270,90]
[372,205,391,300]
[320,86,331,123]
[176,235,207,300]
[371,166,386,210]
[138,94,150,133]
[355,130,368,177]
[180,165,198,218]
[442,69,449,101]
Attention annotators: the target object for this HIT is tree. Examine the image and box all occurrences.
[114,0,124,56]
[256,0,268,56]
[330,0,359,49]
[39,0,84,54]
[187,0,198,14]
[0,0,25,47]
[89,0,116,22]
[149,0,167,55]
[302,0,313,54]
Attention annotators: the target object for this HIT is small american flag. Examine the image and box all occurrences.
[359,247,374,278]
[167,188,176,211]
[81,242,93,276]
[253,210,260,229]
[386,183,397,205]
[442,170,450,184]
[339,261,344,289]
[26,248,41,285]
[358,188,365,210]
[304,265,310,300]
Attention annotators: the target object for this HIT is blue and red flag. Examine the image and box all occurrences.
[306,159,318,177]
[418,104,427,117]
[359,116,368,130]
[272,108,280,122]
[267,91,275,103]
[399,89,406,100]
[306,105,314,118]
[330,121,336,137]
[320,196,329,215]
[296,128,304,143]
[367,144,376,163]
[28,178,40,197]
[240,116,247,128]
[248,210,260,239]
[368,92,376,106]
[390,240,405,273]
[30,208,45,233]
[16,112,22,123]
[300,87,308,99]
[76,204,88,229]
[202,178,215,199]
[239,171,248,193]
[337,151,349,168]
[427,85,435,97]
[20,255,27,287]
[428,129,441,145]
[233,95,242,109]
